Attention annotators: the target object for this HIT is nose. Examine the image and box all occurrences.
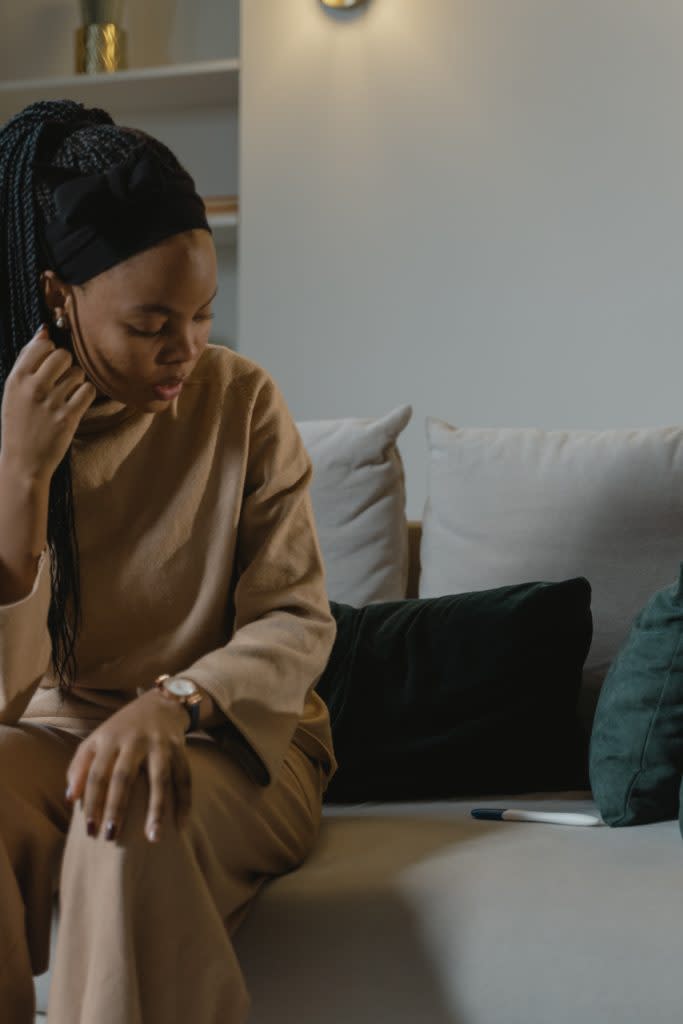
[163,322,205,363]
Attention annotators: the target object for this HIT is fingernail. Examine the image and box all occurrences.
[86,818,97,837]
[104,820,117,841]
[65,784,73,801]
[35,322,47,334]
[148,823,159,842]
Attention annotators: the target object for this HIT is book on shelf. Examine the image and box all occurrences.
[203,195,239,215]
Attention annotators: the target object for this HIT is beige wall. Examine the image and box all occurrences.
[240,0,683,518]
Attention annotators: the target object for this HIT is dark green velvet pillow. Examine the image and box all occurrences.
[589,568,683,826]
[316,577,593,803]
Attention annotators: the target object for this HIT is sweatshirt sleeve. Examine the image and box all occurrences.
[176,373,337,788]
[0,546,53,724]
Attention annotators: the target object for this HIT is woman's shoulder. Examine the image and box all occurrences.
[180,346,306,472]
[193,344,274,397]
[192,345,291,423]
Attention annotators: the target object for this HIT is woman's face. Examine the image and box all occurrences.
[41,228,218,411]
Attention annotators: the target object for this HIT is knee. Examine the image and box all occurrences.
[0,721,30,774]
[0,722,73,821]
[60,772,202,913]
[0,725,67,890]
[64,770,184,863]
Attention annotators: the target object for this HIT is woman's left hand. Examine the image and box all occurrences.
[65,688,192,843]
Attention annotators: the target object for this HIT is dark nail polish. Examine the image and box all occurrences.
[86,818,97,837]
[104,820,117,841]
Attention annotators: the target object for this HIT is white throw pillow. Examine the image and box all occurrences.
[297,405,412,606]
[420,419,683,698]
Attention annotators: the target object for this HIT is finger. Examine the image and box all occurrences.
[145,744,172,842]
[65,742,96,804]
[52,365,86,402]
[81,748,118,838]
[65,379,98,413]
[101,746,144,843]
[171,745,192,830]
[56,373,96,410]
[15,325,54,372]
[31,346,74,392]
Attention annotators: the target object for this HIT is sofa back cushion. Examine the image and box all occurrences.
[297,405,412,606]
[419,420,683,723]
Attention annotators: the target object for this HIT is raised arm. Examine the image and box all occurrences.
[0,456,50,604]
[0,323,97,722]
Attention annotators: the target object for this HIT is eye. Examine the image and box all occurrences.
[125,313,214,338]
[127,325,163,338]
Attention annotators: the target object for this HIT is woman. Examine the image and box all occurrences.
[0,99,338,1023]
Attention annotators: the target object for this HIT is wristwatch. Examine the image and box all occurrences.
[154,674,203,733]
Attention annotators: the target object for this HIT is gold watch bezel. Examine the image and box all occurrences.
[154,673,203,707]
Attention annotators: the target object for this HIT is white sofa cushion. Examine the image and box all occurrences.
[420,420,683,701]
[297,405,412,606]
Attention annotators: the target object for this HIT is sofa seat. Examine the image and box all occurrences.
[233,793,681,1024]
[35,791,681,1022]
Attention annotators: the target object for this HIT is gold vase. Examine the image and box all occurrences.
[75,23,127,74]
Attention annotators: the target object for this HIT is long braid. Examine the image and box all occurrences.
[0,99,186,694]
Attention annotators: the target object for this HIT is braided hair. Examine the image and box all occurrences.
[0,99,188,694]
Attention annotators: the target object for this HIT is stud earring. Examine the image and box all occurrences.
[55,315,68,330]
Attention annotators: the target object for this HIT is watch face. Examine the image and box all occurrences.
[166,679,197,698]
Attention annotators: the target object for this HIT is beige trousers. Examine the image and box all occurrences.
[0,719,325,1024]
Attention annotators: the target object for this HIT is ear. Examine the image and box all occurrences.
[40,269,72,319]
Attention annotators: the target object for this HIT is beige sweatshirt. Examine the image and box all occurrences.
[0,344,338,790]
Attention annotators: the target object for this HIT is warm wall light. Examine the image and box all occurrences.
[321,0,367,8]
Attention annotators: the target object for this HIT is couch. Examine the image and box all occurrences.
[35,409,683,1022]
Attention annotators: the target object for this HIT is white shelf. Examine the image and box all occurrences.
[208,211,238,246]
[0,59,239,120]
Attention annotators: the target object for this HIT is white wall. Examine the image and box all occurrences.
[240,0,683,518]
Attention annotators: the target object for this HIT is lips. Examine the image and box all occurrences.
[152,378,185,401]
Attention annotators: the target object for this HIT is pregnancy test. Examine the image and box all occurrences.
[471,808,602,826]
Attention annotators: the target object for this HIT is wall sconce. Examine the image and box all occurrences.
[321,0,367,8]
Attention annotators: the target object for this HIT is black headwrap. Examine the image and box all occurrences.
[39,141,211,284]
